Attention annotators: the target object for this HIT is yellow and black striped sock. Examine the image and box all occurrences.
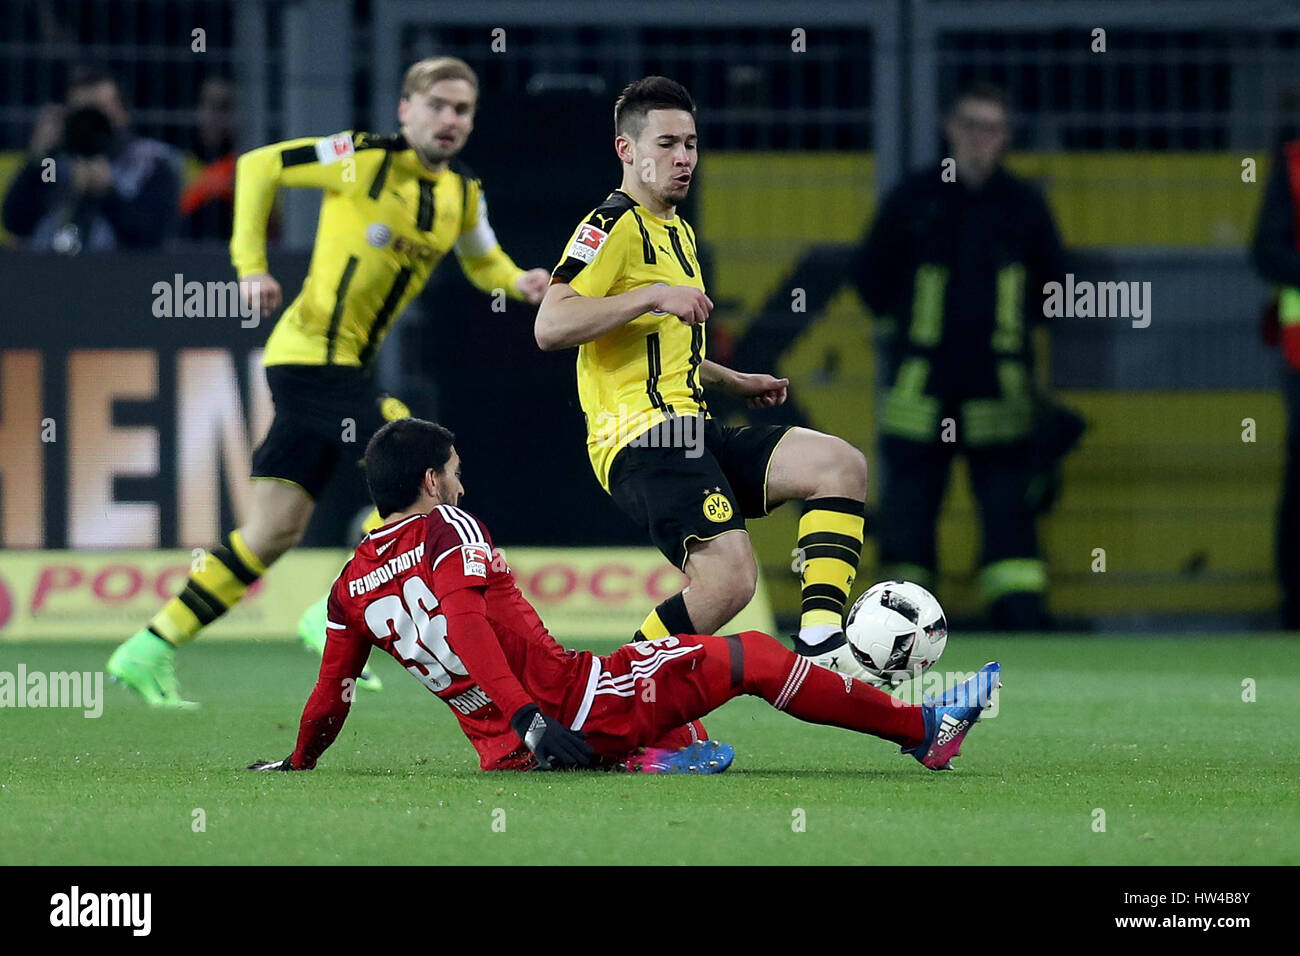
[797,496,865,638]
[634,592,696,642]
[147,530,267,646]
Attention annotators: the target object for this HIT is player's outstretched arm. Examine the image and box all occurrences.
[452,187,550,304]
[535,281,709,350]
[456,244,549,305]
[230,132,362,296]
[248,615,371,772]
[247,683,344,772]
[701,359,789,408]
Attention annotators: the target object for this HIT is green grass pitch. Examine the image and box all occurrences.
[2,635,1296,865]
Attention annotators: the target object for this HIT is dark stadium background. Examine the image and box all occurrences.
[1,0,1296,633]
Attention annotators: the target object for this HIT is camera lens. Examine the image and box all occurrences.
[63,106,114,156]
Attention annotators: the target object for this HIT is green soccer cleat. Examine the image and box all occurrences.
[297,594,329,656]
[106,629,199,709]
[297,594,384,692]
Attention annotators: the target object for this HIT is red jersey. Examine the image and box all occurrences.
[291,505,599,770]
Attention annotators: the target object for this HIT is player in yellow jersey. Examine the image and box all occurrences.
[107,57,550,707]
[536,77,875,681]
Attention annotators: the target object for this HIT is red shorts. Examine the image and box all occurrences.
[575,634,737,762]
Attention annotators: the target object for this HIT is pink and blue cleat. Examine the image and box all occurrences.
[622,739,735,774]
[904,661,1001,771]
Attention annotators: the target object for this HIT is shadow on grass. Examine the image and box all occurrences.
[330,765,998,780]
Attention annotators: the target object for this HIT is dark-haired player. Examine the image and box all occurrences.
[535,77,874,679]
[107,57,551,706]
[249,418,1000,775]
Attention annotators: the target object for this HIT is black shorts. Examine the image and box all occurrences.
[607,415,793,570]
[250,364,412,499]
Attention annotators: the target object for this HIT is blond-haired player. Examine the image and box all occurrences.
[108,57,549,706]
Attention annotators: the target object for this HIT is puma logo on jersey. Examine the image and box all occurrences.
[934,713,969,747]
[593,213,613,229]
[375,540,395,556]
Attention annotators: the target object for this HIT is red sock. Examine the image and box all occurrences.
[736,631,925,748]
[782,660,925,748]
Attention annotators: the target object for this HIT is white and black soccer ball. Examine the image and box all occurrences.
[844,581,948,685]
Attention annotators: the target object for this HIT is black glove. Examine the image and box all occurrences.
[510,704,595,770]
[247,754,298,771]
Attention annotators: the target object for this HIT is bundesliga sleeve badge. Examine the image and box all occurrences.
[314,132,355,165]
[460,544,491,578]
[567,223,609,264]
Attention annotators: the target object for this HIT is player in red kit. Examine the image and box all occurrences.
[249,418,1001,775]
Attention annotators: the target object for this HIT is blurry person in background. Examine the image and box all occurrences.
[1251,139,1300,630]
[852,83,1072,631]
[179,75,240,241]
[104,56,553,707]
[1,64,180,252]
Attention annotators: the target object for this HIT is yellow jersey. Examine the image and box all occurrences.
[551,189,708,489]
[231,130,527,367]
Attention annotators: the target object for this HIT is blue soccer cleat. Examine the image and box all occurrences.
[623,740,735,775]
[904,661,1001,771]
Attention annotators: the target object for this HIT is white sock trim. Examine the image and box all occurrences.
[797,623,841,646]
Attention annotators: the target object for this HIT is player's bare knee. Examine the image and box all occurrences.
[740,561,758,605]
[690,563,754,624]
[275,523,306,558]
[696,575,749,621]
[257,533,297,565]
[244,516,306,564]
[814,438,868,499]
[723,549,758,613]
[721,569,756,622]
[843,444,869,498]
[724,575,756,620]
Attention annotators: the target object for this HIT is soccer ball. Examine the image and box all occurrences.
[844,581,948,685]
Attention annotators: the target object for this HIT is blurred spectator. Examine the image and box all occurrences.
[852,83,1071,630]
[1,65,180,252]
[1250,141,1300,629]
[179,76,238,240]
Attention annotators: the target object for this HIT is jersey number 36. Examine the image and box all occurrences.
[363,577,468,692]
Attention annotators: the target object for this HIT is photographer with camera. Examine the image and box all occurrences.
[2,65,180,252]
